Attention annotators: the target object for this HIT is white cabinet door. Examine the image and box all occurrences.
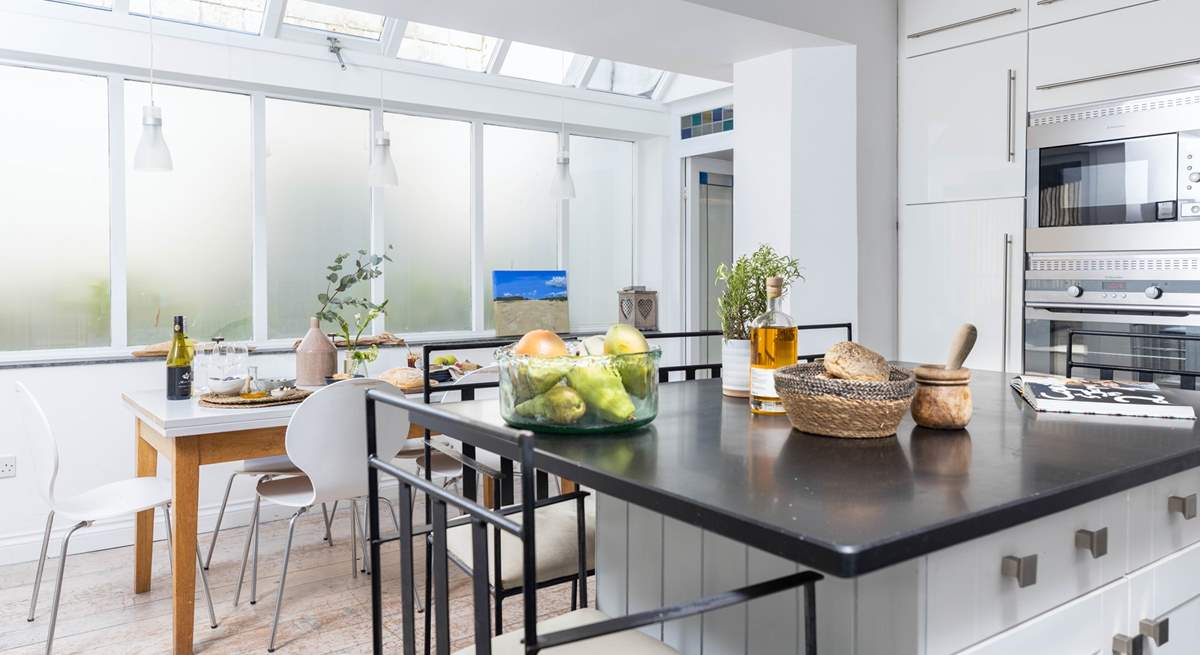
[901,33,1027,205]
[1029,0,1200,112]
[1029,0,1160,29]
[956,578,1128,655]
[902,0,1027,57]
[1129,539,1200,654]
[899,199,1024,372]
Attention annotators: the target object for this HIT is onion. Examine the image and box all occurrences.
[513,329,569,358]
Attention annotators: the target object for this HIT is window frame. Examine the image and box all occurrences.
[0,59,639,364]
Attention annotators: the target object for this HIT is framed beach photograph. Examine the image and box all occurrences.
[492,270,569,336]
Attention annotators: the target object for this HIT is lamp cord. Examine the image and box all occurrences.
[148,0,155,106]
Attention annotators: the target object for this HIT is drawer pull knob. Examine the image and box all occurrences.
[1001,554,1038,587]
[1112,633,1145,655]
[1168,494,1197,519]
[1140,618,1169,646]
[1075,527,1108,558]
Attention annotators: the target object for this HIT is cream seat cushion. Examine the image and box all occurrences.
[454,608,679,654]
[444,495,595,588]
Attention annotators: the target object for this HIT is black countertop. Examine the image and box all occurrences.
[442,369,1200,578]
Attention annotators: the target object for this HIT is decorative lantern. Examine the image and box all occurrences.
[618,286,658,331]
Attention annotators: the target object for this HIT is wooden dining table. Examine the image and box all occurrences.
[121,389,427,655]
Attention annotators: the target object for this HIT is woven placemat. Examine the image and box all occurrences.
[198,388,311,408]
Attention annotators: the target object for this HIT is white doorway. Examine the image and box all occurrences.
[683,150,733,364]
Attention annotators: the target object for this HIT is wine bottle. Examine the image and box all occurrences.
[166,315,194,400]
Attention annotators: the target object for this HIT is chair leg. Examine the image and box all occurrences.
[267,507,307,653]
[350,499,358,580]
[494,591,503,636]
[234,494,260,607]
[204,471,238,570]
[352,499,370,575]
[320,502,333,545]
[251,508,260,604]
[571,579,578,611]
[423,546,433,655]
[164,505,219,629]
[44,520,89,655]
[26,511,54,622]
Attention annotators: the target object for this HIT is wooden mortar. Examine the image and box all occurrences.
[911,365,972,429]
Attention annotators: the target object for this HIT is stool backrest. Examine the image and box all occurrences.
[14,382,59,507]
[287,378,408,506]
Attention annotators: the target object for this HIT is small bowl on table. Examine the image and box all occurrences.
[774,362,916,438]
[207,377,244,396]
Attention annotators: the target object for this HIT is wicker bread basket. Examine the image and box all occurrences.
[774,362,916,438]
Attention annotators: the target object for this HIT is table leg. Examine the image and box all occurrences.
[172,436,200,655]
[134,423,158,594]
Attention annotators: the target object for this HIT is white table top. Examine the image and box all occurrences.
[122,389,298,437]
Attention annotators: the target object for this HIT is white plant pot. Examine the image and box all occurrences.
[721,339,751,398]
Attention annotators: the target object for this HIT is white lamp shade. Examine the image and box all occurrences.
[551,160,576,200]
[134,105,173,172]
[369,130,399,187]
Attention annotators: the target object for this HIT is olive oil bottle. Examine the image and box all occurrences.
[749,277,797,415]
[166,315,194,400]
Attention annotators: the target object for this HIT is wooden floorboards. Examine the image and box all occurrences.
[0,504,590,654]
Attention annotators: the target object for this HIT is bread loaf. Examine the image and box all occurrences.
[823,341,889,382]
[378,367,434,392]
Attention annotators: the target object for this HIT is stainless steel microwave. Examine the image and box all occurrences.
[1026,88,1200,253]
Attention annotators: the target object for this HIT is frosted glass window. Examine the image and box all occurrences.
[588,60,665,98]
[0,65,109,351]
[397,22,500,72]
[283,0,385,40]
[381,114,472,333]
[129,0,266,34]
[569,136,634,327]
[483,125,559,328]
[499,42,582,85]
[266,99,370,338]
[125,82,252,345]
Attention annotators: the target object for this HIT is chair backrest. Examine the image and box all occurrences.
[286,378,409,506]
[434,365,500,404]
[14,382,59,507]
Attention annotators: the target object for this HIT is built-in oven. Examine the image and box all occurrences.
[1023,251,1200,385]
[1026,88,1200,254]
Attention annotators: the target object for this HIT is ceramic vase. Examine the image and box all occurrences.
[721,339,751,397]
[296,316,337,385]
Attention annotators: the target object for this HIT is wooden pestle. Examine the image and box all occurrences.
[945,324,978,371]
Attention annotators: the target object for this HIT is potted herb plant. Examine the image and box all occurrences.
[713,244,804,397]
[295,247,392,385]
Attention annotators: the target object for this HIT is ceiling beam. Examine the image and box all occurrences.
[486,39,510,75]
[380,17,406,57]
[261,0,286,39]
[651,72,675,101]
[574,55,598,89]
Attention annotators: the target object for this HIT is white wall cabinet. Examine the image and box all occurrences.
[900,33,1027,205]
[902,0,1027,57]
[1029,0,1200,111]
[1029,0,1159,29]
[899,198,1023,372]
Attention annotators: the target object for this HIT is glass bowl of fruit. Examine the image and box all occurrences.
[497,326,660,434]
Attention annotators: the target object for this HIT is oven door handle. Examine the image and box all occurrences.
[1025,306,1200,327]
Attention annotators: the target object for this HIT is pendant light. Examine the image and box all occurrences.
[550,50,576,200]
[368,71,398,187]
[134,0,173,172]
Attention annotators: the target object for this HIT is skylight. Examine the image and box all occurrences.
[588,60,665,98]
[397,22,500,72]
[282,0,385,40]
[48,0,113,8]
[128,0,266,34]
[499,42,583,85]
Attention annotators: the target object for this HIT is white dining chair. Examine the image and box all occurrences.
[237,378,409,652]
[15,382,218,655]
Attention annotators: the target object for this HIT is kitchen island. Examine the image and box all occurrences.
[439,369,1200,654]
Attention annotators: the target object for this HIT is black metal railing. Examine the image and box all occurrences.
[1066,329,1200,390]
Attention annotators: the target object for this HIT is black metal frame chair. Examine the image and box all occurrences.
[365,390,823,654]
[1066,329,1200,389]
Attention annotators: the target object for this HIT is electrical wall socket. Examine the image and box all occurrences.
[0,456,15,479]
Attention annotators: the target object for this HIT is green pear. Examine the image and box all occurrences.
[567,363,636,423]
[616,353,653,399]
[515,385,587,424]
[510,359,570,403]
[603,324,650,355]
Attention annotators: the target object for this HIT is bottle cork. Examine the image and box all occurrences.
[766,276,783,298]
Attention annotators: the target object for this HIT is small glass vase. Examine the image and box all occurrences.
[344,353,368,378]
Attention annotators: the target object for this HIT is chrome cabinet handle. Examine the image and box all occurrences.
[907,8,1020,39]
[1001,554,1037,587]
[1169,494,1197,519]
[1140,618,1169,646]
[1037,57,1200,90]
[1006,69,1016,162]
[1075,527,1108,559]
[1002,233,1013,372]
[1036,0,1062,5]
[1112,633,1145,655]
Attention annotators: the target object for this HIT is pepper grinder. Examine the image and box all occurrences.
[911,324,977,430]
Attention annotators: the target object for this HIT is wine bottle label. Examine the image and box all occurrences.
[168,366,193,400]
[750,367,779,399]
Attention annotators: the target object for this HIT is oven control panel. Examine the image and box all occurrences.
[1182,131,1200,218]
[1026,251,1200,309]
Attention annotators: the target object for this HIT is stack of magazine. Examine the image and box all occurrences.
[1010,375,1197,420]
